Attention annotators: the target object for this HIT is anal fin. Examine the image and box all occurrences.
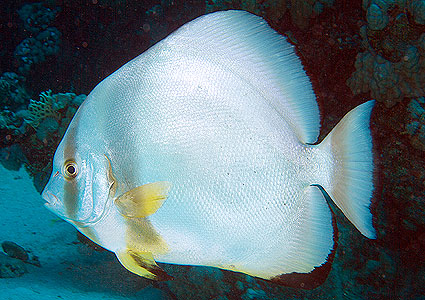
[116,249,173,281]
[270,186,336,289]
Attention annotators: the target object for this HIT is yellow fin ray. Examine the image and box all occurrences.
[115,181,171,218]
[115,249,173,281]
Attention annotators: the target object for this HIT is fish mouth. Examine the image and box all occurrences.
[42,191,87,224]
[42,190,112,227]
[42,191,67,219]
[42,191,59,208]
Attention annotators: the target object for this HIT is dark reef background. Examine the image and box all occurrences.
[0,1,424,299]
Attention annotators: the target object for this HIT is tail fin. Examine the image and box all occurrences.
[318,101,376,239]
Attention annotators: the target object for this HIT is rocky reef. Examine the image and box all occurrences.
[347,0,425,107]
[406,97,425,151]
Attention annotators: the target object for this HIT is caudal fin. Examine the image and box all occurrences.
[318,101,376,239]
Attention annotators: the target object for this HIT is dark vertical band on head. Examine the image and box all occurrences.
[63,123,79,219]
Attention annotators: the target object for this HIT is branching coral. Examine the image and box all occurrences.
[25,90,85,141]
[26,90,58,127]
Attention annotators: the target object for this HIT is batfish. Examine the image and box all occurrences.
[42,10,376,288]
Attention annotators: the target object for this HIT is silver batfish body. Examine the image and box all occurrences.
[42,10,375,287]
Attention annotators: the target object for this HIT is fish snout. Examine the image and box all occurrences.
[42,190,60,209]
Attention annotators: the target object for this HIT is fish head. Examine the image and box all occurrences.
[42,131,114,226]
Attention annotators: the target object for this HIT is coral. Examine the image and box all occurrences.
[0,114,7,129]
[347,44,425,107]
[364,0,390,31]
[36,117,60,141]
[0,111,21,131]
[406,97,425,151]
[362,0,425,27]
[53,92,82,110]
[241,288,267,300]
[25,90,85,139]
[0,112,11,129]
[235,275,270,300]
[37,27,62,56]
[71,94,86,107]
[14,38,44,73]
[0,79,10,98]
[408,0,425,25]
[26,90,58,127]
[348,1,425,107]
[5,89,86,190]
[0,72,29,110]
[17,3,60,34]
[14,27,62,74]
[14,3,61,74]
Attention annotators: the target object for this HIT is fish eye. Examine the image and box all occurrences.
[63,160,78,179]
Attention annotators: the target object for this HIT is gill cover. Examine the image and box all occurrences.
[42,151,114,225]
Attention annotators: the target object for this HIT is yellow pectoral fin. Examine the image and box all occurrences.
[116,249,173,281]
[115,181,171,218]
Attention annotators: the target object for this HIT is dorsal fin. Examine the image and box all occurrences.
[162,10,320,143]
